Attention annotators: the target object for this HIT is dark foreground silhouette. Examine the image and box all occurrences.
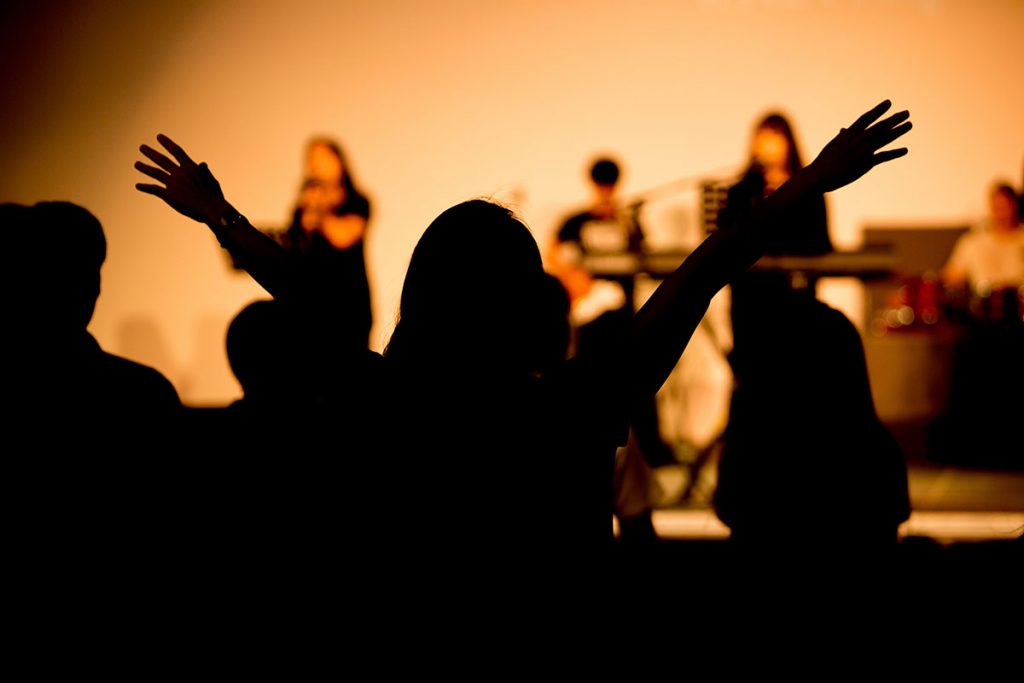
[3,201,181,590]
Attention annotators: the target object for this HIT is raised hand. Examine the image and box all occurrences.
[806,100,912,193]
[135,134,231,224]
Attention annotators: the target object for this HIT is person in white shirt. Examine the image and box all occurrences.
[943,183,1024,294]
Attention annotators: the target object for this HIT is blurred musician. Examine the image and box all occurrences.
[718,111,831,368]
[938,182,1024,467]
[719,112,831,260]
[547,157,642,351]
[942,182,1024,324]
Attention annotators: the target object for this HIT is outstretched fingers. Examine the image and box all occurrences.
[861,111,911,171]
[871,147,909,167]
[867,108,910,134]
[134,161,171,185]
[156,133,197,168]
[140,144,179,173]
[848,100,893,133]
[135,183,168,198]
[879,109,911,127]
[868,118,913,152]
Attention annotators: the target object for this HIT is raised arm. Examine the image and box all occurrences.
[135,134,299,300]
[625,100,912,398]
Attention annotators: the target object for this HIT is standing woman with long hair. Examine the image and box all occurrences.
[717,111,833,368]
[285,138,373,349]
[720,112,831,256]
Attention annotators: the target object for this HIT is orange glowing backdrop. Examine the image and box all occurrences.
[1,0,1021,404]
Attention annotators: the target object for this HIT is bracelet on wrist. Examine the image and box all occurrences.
[212,207,245,231]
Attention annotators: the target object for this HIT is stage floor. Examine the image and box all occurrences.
[651,463,1024,544]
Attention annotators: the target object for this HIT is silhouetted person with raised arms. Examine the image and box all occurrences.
[135,101,912,553]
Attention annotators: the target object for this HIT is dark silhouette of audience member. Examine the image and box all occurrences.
[528,272,658,542]
[226,299,321,414]
[529,273,573,377]
[4,201,181,432]
[220,294,377,460]
[135,101,912,551]
[3,201,181,583]
[179,298,348,561]
[714,294,911,549]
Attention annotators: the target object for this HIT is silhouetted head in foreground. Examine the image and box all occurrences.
[227,299,314,402]
[717,295,910,548]
[4,201,106,341]
[2,200,180,423]
[385,200,551,378]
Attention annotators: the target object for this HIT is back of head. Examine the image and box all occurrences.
[227,299,310,401]
[33,201,107,267]
[4,201,106,338]
[718,297,909,542]
[386,200,548,377]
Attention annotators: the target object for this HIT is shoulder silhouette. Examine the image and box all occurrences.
[4,201,180,428]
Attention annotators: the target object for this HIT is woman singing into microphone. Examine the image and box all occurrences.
[284,138,373,349]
